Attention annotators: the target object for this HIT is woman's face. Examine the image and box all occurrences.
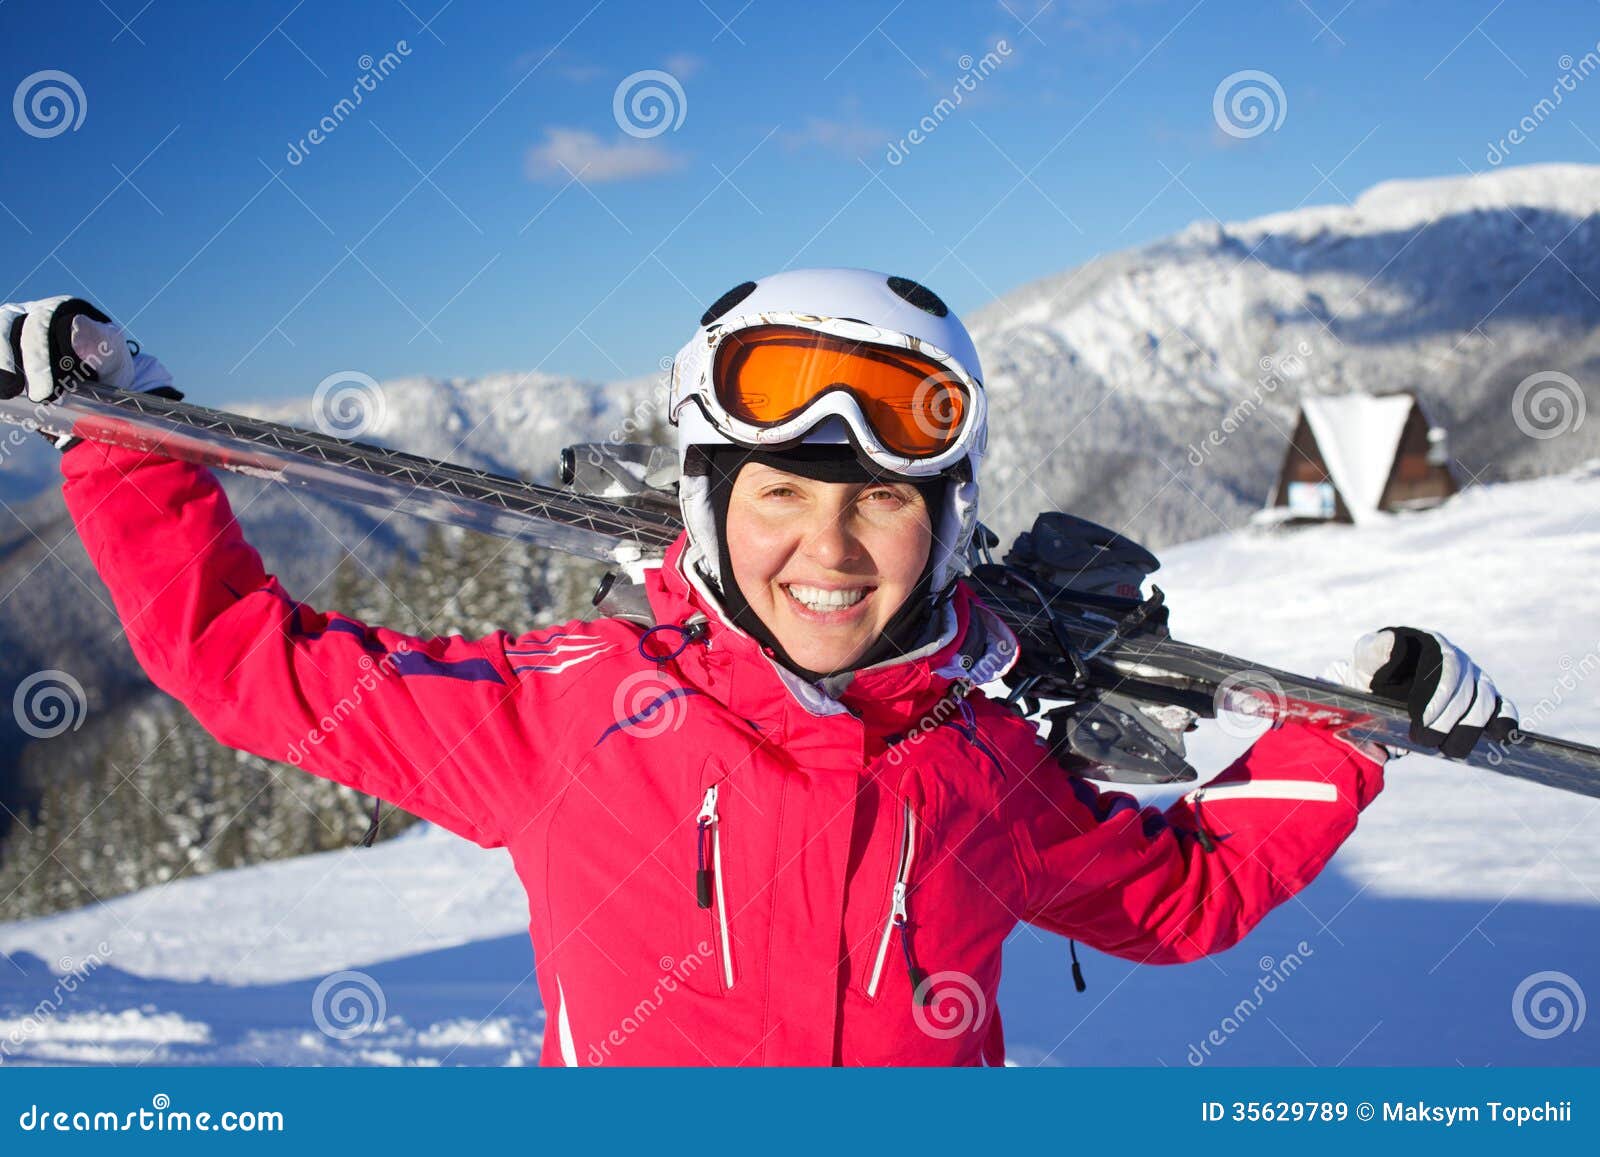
[724,463,934,675]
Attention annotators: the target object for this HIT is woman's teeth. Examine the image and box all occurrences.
[784,584,870,612]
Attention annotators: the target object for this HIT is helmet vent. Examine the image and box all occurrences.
[887,275,949,317]
[699,280,758,326]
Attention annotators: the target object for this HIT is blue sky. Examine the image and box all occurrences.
[3,0,1600,403]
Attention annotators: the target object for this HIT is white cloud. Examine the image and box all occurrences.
[524,128,686,183]
[782,117,887,158]
[662,52,704,80]
[509,45,605,80]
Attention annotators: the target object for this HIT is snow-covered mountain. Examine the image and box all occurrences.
[5,163,1597,540]
[971,163,1600,547]
[3,467,1595,1066]
[235,369,669,485]
[219,163,1600,551]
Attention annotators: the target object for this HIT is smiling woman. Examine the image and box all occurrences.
[669,268,992,692]
[719,460,940,677]
[724,463,936,676]
[17,269,1514,1068]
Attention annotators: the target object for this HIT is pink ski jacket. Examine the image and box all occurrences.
[62,439,1386,1066]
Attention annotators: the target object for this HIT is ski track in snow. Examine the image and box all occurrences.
[2,472,1597,1067]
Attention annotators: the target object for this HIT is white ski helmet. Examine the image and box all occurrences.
[668,267,987,600]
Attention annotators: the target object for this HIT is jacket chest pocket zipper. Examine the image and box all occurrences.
[695,784,736,990]
[865,800,929,1005]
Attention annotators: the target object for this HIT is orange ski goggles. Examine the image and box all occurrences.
[708,324,976,462]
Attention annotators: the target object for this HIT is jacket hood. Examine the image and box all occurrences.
[641,533,1020,744]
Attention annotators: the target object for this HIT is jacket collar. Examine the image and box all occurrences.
[641,534,1019,740]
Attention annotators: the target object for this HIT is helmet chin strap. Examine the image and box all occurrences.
[701,445,946,684]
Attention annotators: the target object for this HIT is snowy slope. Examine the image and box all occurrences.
[0,826,538,1066]
[3,469,1596,1066]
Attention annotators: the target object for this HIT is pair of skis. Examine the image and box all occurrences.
[4,381,1598,801]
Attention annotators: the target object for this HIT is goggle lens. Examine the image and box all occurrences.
[712,325,968,459]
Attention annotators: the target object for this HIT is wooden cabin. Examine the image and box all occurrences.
[1263,393,1456,524]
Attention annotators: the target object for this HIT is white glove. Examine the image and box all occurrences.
[1345,627,1518,759]
[1,296,175,401]
[1,296,176,447]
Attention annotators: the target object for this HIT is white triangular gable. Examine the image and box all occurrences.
[1298,393,1415,522]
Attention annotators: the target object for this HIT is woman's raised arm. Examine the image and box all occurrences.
[1009,718,1386,964]
[4,295,610,850]
[62,436,602,848]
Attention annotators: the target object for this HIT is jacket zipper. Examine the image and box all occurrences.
[865,799,928,1003]
[696,784,735,990]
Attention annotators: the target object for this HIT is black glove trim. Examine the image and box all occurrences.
[0,314,25,399]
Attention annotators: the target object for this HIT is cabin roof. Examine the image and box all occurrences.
[1298,393,1416,521]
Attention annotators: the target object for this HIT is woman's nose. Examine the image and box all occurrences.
[799,506,860,570]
